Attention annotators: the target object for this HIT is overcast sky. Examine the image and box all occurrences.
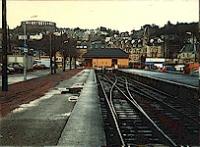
[0,0,199,32]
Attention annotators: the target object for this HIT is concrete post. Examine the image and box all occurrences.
[2,0,8,91]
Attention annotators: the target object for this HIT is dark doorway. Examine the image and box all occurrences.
[112,59,117,67]
[85,59,92,67]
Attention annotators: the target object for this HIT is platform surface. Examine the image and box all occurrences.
[0,70,90,146]
[58,69,106,146]
[119,69,198,87]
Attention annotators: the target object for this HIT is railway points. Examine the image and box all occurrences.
[96,69,199,146]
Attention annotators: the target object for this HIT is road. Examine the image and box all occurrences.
[0,70,50,86]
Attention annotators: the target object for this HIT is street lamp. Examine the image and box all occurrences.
[23,22,28,81]
[49,33,53,74]
[63,40,68,71]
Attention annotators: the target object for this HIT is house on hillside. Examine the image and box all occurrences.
[177,43,199,63]
[90,40,106,49]
[83,48,129,68]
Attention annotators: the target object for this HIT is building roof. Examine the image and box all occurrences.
[83,48,129,58]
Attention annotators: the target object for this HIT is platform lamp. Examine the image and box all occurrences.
[49,32,53,74]
[63,40,69,72]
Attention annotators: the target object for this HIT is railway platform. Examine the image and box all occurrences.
[119,69,198,87]
[58,70,106,146]
[117,69,198,104]
[0,69,106,146]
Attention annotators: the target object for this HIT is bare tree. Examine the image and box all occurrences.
[62,36,77,71]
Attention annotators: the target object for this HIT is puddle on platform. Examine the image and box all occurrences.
[51,112,71,120]
[57,87,67,91]
[68,96,79,102]
[46,89,61,95]
[57,88,70,94]
[71,83,84,89]
[12,107,26,113]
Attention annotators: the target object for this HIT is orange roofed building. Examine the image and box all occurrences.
[83,48,129,68]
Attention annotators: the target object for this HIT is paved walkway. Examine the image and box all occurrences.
[58,70,106,146]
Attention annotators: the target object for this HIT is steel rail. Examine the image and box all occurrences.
[98,76,125,146]
[125,77,198,110]
[104,75,177,146]
[109,78,118,118]
[124,78,177,146]
[120,79,200,126]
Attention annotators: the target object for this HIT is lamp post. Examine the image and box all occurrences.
[63,40,68,71]
[53,35,56,74]
[49,33,53,74]
[23,22,28,81]
[2,0,8,91]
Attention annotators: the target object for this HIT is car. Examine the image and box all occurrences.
[174,64,185,72]
[161,65,176,72]
[7,66,15,74]
[8,63,24,73]
[191,69,199,76]
[0,63,15,74]
[33,63,46,70]
[34,60,51,69]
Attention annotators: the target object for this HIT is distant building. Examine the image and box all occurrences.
[29,33,43,40]
[76,42,88,64]
[146,45,163,58]
[14,20,56,40]
[83,48,129,68]
[163,34,181,58]
[82,31,90,41]
[118,36,165,68]
[55,51,63,68]
[120,32,131,40]
[105,37,111,43]
[129,47,146,63]
[177,43,199,63]
[90,40,106,49]
[21,20,56,32]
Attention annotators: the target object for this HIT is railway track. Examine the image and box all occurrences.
[96,70,199,146]
[97,72,176,146]
[115,73,199,122]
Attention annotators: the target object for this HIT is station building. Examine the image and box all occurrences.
[83,48,129,68]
